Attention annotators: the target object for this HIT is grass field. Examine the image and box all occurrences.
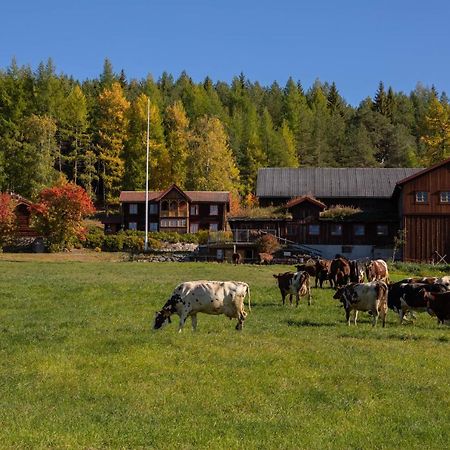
[1,256,449,449]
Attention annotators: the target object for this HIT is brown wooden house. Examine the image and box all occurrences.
[229,167,426,261]
[113,184,230,234]
[8,193,36,237]
[394,158,450,262]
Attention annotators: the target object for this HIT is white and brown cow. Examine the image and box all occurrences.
[365,259,389,283]
[273,271,311,306]
[333,281,388,327]
[153,281,251,332]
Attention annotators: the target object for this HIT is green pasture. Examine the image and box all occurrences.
[0,259,449,449]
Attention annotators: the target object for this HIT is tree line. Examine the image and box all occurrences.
[1,57,449,207]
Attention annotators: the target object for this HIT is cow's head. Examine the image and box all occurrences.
[153,309,172,330]
[438,276,450,290]
[333,287,346,301]
[292,271,309,290]
[152,295,179,330]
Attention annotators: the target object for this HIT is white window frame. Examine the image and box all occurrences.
[209,204,218,216]
[129,203,138,215]
[149,203,158,214]
[190,223,199,233]
[209,222,219,231]
[128,222,137,231]
[440,191,450,203]
[190,204,199,215]
[415,191,428,203]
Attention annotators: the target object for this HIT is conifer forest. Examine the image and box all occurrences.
[1,58,449,206]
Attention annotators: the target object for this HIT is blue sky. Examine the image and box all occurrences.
[1,0,449,105]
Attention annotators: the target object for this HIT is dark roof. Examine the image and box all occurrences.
[396,157,450,186]
[285,195,326,209]
[120,190,230,203]
[257,167,424,199]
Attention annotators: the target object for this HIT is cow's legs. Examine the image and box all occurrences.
[307,288,311,306]
[235,310,246,330]
[380,307,387,328]
[191,314,197,331]
[346,308,351,325]
[295,293,299,307]
[178,313,188,332]
[354,310,358,325]
[289,294,293,306]
[371,311,379,327]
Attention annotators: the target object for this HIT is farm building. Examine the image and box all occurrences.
[5,193,36,237]
[111,184,230,234]
[229,160,450,262]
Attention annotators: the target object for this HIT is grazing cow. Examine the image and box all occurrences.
[387,282,447,323]
[153,280,251,332]
[423,291,450,324]
[232,253,241,265]
[329,257,351,288]
[258,252,273,265]
[349,260,365,283]
[295,264,316,277]
[315,259,331,288]
[366,259,389,283]
[333,281,388,327]
[273,271,311,306]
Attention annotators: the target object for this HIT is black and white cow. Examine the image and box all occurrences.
[153,281,251,332]
[333,281,388,327]
[273,271,311,306]
[387,281,447,323]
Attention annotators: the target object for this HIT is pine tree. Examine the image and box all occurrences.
[99,58,116,88]
[373,81,388,116]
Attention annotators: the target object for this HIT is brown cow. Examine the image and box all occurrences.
[315,259,331,288]
[259,253,273,265]
[329,257,351,288]
[366,259,389,282]
[423,290,450,324]
[232,253,241,265]
[273,271,311,306]
[295,264,316,277]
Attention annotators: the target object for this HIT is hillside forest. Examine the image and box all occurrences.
[1,58,449,207]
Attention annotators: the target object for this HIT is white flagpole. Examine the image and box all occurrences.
[144,98,150,252]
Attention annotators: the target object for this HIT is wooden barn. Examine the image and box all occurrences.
[228,163,450,262]
[7,193,36,237]
[394,158,450,262]
[113,184,230,234]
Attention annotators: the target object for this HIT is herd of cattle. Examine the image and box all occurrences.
[153,255,450,332]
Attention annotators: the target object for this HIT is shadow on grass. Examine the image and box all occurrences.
[286,319,336,328]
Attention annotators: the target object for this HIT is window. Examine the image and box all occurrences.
[169,201,178,217]
[353,224,365,236]
[415,191,428,203]
[149,203,158,214]
[209,223,219,231]
[190,204,199,215]
[190,223,199,233]
[330,224,342,236]
[177,219,186,227]
[376,224,389,236]
[440,191,450,203]
[308,224,320,236]
[209,204,218,216]
[129,203,138,215]
[161,201,169,216]
[128,222,137,231]
[150,222,158,232]
[160,219,169,227]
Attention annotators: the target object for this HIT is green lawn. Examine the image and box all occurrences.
[0,259,449,449]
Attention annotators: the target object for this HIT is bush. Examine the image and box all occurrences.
[255,234,281,254]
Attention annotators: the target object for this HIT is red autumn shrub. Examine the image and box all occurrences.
[31,183,95,251]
